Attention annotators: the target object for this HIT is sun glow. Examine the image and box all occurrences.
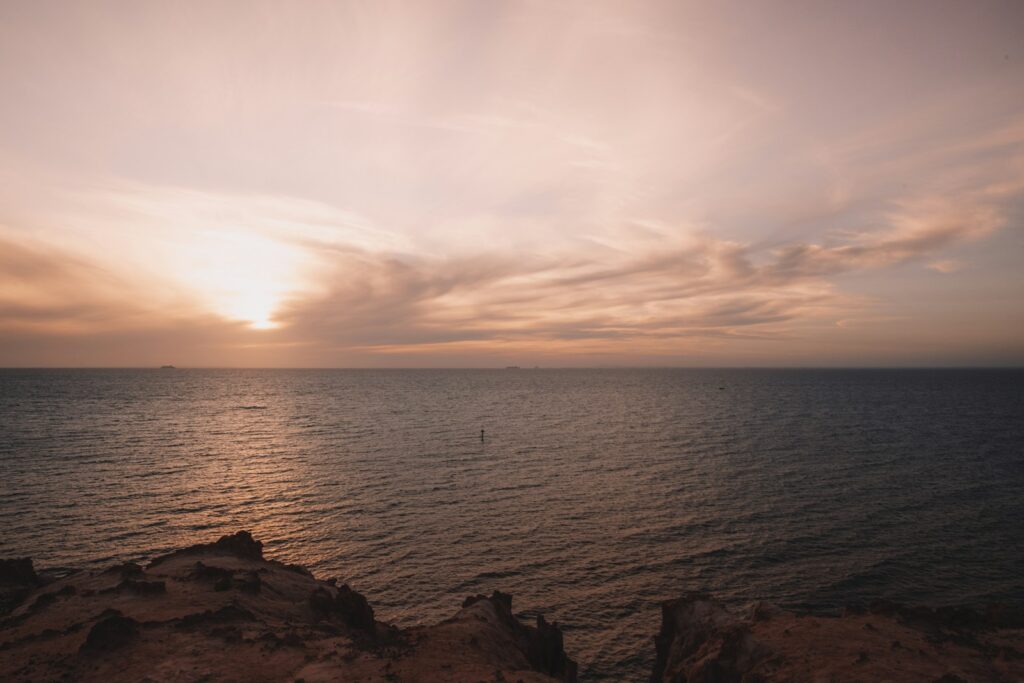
[219,289,281,330]
[180,230,302,330]
[2,2,1022,367]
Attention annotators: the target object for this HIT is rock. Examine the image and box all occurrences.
[462,591,577,682]
[652,593,1024,682]
[148,530,263,568]
[117,579,166,596]
[209,531,264,560]
[102,562,144,579]
[308,587,335,620]
[28,584,76,612]
[0,532,577,683]
[307,584,374,633]
[176,604,256,628]
[233,570,261,594]
[193,561,234,583]
[81,613,140,652]
[527,613,576,682]
[192,561,260,594]
[652,592,765,683]
[0,558,38,585]
[19,529,1019,682]
[0,557,41,615]
[335,584,374,632]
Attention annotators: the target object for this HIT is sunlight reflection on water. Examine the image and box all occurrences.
[1,368,1022,680]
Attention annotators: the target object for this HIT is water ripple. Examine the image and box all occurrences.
[1,368,1022,681]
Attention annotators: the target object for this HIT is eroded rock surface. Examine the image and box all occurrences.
[6,532,1021,682]
[652,593,1024,683]
[0,531,577,683]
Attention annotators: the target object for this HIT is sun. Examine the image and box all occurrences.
[224,290,281,330]
[174,229,303,331]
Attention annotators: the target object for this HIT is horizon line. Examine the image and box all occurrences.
[2,365,1022,371]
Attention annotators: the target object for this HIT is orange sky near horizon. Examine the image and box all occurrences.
[1,0,1023,367]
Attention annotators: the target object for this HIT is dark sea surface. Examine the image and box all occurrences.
[1,368,1023,679]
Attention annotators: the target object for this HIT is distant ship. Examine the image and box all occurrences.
[160,365,176,369]
[505,366,520,369]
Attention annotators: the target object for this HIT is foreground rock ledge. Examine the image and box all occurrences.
[652,592,1024,683]
[0,532,577,683]
[5,535,1023,683]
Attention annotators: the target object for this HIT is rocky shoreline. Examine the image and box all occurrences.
[2,532,1021,682]
[652,593,1024,683]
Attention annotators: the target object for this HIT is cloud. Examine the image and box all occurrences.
[763,199,1001,281]
[269,187,1005,356]
[1,143,1019,365]
[2,2,1023,365]
[0,237,141,334]
[927,260,963,274]
[1,157,1016,366]
[0,232,299,367]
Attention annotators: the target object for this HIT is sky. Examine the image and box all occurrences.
[1,0,1023,367]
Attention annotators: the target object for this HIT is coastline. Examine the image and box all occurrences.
[2,532,1022,682]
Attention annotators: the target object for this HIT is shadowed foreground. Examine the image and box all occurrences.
[0,532,576,683]
[2,532,1023,682]
[652,593,1024,683]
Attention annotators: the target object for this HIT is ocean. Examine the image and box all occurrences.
[1,368,1022,680]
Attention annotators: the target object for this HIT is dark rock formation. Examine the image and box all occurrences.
[529,613,576,682]
[81,612,139,652]
[6,531,1019,682]
[651,593,1024,683]
[652,592,767,683]
[0,532,577,683]
[335,583,375,631]
[148,530,264,568]
[0,558,41,616]
[27,584,76,614]
[0,558,38,585]
[463,591,577,682]
[192,561,261,594]
[308,583,375,632]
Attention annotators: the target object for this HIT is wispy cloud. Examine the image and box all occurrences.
[0,161,1018,364]
[927,260,963,274]
[1,1,1023,365]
